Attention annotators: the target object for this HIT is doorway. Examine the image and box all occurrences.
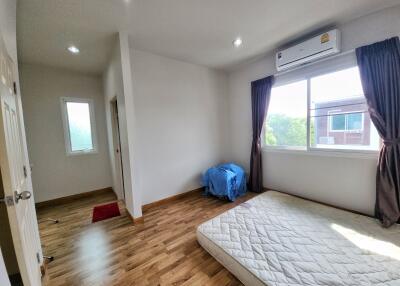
[110,98,125,201]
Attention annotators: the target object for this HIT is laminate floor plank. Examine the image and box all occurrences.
[37,190,257,286]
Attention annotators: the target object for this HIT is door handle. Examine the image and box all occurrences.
[14,191,32,203]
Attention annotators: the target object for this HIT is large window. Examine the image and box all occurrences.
[61,97,97,155]
[264,66,380,152]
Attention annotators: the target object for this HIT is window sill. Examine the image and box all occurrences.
[262,146,379,159]
[66,150,98,156]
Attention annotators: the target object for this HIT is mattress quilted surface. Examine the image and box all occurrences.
[197,191,400,286]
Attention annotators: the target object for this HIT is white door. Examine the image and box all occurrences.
[0,50,42,285]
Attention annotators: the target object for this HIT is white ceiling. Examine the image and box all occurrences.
[17,0,400,75]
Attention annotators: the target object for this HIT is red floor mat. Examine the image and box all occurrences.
[92,202,121,223]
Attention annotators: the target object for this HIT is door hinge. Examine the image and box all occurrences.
[13,82,17,95]
[23,165,27,178]
[36,252,41,264]
[0,195,14,206]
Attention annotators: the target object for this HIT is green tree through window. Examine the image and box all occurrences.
[265,114,314,147]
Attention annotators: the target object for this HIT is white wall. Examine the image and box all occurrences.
[103,34,140,218]
[20,64,112,202]
[227,6,400,216]
[120,33,144,218]
[103,39,126,201]
[130,49,229,205]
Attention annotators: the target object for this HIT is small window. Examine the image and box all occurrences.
[61,97,97,155]
[329,112,363,132]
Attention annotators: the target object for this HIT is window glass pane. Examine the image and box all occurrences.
[347,113,363,130]
[66,102,93,152]
[310,67,379,150]
[331,114,345,131]
[264,80,307,148]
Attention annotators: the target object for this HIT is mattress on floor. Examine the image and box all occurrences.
[197,191,400,286]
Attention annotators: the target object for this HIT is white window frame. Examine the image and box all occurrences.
[328,110,364,133]
[262,52,379,157]
[60,97,98,156]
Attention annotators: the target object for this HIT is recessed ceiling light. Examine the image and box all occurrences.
[232,37,242,48]
[67,45,80,54]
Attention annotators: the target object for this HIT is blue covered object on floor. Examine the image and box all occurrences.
[202,163,247,201]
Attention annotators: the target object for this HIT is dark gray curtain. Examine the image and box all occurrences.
[356,37,400,227]
[249,76,274,193]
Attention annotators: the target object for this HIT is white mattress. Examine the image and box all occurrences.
[197,191,400,286]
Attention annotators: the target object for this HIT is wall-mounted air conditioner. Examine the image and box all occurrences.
[276,29,341,71]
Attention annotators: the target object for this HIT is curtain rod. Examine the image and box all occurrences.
[273,48,356,78]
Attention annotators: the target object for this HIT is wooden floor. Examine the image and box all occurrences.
[37,190,258,286]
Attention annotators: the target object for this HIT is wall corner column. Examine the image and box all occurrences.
[118,31,143,219]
